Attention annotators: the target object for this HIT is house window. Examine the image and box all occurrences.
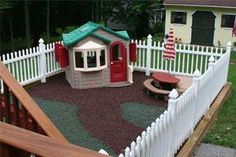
[221,14,235,28]
[171,11,187,24]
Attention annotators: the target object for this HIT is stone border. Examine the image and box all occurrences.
[176,82,232,157]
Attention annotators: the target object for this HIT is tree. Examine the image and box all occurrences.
[24,0,31,48]
[100,0,163,38]
[0,0,18,51]
[46,0,50,42]
[8,10,14,51]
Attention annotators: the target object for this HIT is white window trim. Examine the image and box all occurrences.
[73,47,107,72]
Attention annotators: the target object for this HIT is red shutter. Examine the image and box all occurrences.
[129,42,137,62]
[59,46,69,68]
[55,43,63,62]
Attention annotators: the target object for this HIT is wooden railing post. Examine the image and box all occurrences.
[39,38,46,83]
[12,95,20,126]
[0,143,11,157]
[146,34,152,76]
[3,83,11,124]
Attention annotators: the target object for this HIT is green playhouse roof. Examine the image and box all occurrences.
[62,22,130,47]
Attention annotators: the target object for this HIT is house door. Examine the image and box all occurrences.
[191,11,215,46]
[110,41,127,82]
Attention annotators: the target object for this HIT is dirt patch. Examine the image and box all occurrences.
[27,72,167,154]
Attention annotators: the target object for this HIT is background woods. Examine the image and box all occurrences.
[0,0,164,53]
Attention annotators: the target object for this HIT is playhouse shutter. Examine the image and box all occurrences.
[129,42,137,62]
[55,43,63,62]
[59,46,69,68]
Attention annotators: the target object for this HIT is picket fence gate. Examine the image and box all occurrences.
[0,35,232,157]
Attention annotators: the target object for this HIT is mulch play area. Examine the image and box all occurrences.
[27,72,167,155]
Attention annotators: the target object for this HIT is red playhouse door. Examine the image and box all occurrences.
[110,41,127,82]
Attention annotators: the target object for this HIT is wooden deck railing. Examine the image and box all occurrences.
[0,62,67,142]
[0,122,107,157]
[0,62,107,156]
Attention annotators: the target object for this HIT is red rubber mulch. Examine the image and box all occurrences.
[27,72,167,154]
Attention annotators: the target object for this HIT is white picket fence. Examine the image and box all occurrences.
[0,35,226,88]
[0,39,63,90]
[131,35,226,76]
[0,36,232,157]
[119,38,231,157]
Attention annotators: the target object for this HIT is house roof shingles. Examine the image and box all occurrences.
[62,21,130,47]
[163,0,236,9]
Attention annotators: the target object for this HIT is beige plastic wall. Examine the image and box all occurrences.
[165,6,236,47]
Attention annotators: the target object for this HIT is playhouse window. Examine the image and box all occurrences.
[100,49,105,66]
[112,45,122,61]
[87,51,97,68]
[75,51,83,68]
[171,11,187,24]
[74,48,107,71]
[221,15,235,28]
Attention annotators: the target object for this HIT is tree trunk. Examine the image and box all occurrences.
[0,18,7,42]
[0,16,2,52]
[24,0,31,48]
[9,10,14,51]
[100,1,103,22]
[46,0,50,43]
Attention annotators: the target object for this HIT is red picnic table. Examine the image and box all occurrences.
[152,72,180,90]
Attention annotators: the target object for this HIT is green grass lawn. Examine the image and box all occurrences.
[204,52,236,148]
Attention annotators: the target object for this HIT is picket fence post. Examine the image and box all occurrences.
[208,56,215,104]
[192,69,201,125]
[136,136,141,157]
[146,34,152,76]
[226,42,232,56]
[39,38,47,83]
[168,89,178,156]
[125,147,130,157]
[225,42,232,83]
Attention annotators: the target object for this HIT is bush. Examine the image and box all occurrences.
[151,22,165,35]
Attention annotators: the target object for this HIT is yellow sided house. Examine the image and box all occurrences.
[163,0,236,48]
